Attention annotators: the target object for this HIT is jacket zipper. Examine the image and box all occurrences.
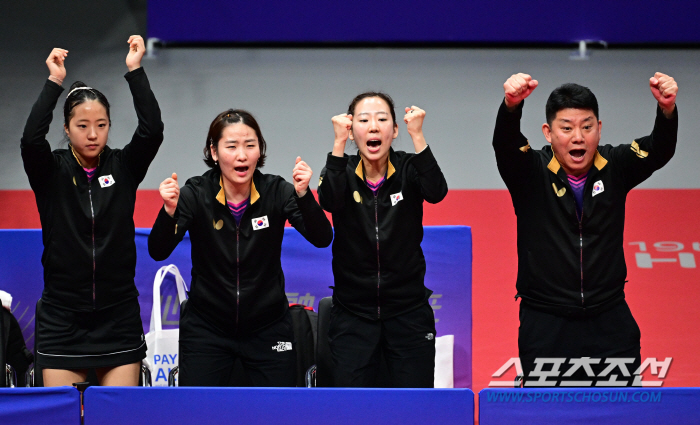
[236,225,240,331]
[87,179,97,309]
[571,178,584,306]
[578,219,584,305]
[374,192,381,318]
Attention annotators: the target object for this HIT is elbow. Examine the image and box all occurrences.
[147,239,169,262]
[425,185,448,204]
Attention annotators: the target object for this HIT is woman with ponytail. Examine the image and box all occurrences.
[21,35,164,386]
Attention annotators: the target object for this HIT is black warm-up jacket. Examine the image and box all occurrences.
[148,169,333,336]
[493,100,678,316]
[21,68,164,311]
[318,147,448,320]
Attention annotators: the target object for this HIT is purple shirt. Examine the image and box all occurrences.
[227,198,249,226]
[84,167,96,182]
[567,172,588,220]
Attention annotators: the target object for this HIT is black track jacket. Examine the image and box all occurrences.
[21,68,164,311]
[493,100,678,316]
[148,169,333,336]
[318,147,448,320]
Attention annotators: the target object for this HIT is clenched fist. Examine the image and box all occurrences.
[404,106,428,153]
[649,72,678,118]
[292,156,313,197]
[331,113,353,157]
[126,35,145,72]
[46,48,68,85]
[160,173,180,217]
[504,73,539,110]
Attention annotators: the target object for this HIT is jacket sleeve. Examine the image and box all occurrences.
[118,67,164,186]
[284,182,334,248]
[148,183,197,261]
[317,153,349,213]
[492,99,538,192]
[610,105,678,192]
[20,79,64,192]
[409,145,448,204]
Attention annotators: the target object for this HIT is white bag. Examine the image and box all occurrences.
[144,264,188,386]
[434,334,454,388]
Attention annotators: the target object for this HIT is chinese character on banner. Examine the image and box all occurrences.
[297,293,315,307]
[429,294,442,323]
[285,292,299,304]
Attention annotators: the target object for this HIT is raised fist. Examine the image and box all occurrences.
[404,106,425,137]
[332,113,353,144]
[504,73,538,110]
[126,35,145,72]
[649,72,677,117]
[159,173,180,217]
[292,156,312,197]
[46,48,68,85]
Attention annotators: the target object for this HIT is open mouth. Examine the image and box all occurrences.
[569,149,586,162]
[234,166,249,176]
[366,139,382,153]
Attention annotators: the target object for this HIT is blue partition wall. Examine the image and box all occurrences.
[0,226,472,387]
[84,387,474,425]
[0,387,80,425]
[480,388,700,425]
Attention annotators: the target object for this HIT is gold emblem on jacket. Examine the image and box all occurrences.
[213,219,224,230]
[631,141,649,159]
[552,183,566,197]
[353,191,361,203]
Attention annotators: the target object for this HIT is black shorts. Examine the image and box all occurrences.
[36,298,147,370]
[329,301,436,388]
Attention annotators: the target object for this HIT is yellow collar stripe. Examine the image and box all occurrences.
[547,150,608,175]
[216,175,260,205]
[355,156,395,180]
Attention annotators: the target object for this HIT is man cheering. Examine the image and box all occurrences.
[493,72,678,385]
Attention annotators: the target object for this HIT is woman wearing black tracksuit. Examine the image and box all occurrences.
[318,92,448,387]
[148,109,332,387]
[21,37,163,386]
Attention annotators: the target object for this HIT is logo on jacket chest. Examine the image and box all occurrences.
[98,175,116,188]
[592,180,604,197]
[252,215,269,230]
[390,191,404,206]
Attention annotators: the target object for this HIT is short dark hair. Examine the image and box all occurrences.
[347,91,397,124]
[63,81,111,128]
[545,83,598,125]
[203,109,267,169]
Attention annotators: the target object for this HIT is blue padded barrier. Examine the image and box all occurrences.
[480,388,700,425]
[84,387,474,425]
[0,387,80,425]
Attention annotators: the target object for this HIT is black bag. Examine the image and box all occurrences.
[288,304,317,386]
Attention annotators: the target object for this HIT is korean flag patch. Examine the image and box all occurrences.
[592,180,604,197]
[252,216,269,230]
[98,175,116,188]
[390,192,403,206]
